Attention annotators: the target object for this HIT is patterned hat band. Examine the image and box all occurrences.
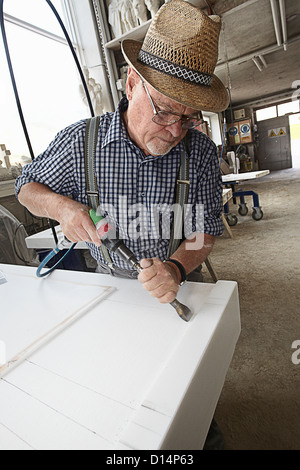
[138,49,213,87]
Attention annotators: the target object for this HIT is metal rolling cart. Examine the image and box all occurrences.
[222,170,270,226]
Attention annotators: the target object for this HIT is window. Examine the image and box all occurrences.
[4,0,65,35]
[0,0,89,165]
[278,100,300,117]
[256,106,277,122]
[256,100,300,122]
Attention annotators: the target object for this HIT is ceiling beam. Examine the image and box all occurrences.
[259,55,268,68]
[215,34,300,71]
[220,0,261,18]
[279,0,288,51]
[252,57,263,72]
[231,88,297,109]
[270,0,282,46]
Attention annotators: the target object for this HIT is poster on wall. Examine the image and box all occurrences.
[239,120,252,143]
[240,122,251,140]
[228,119,253,145]
[228,124,240,145]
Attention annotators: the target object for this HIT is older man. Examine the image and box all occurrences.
[15,0,228,305]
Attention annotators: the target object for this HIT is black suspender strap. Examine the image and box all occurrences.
[167,134,190,258]
[85,116,100,211]
[84,116,113,266]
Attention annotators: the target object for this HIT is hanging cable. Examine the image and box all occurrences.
[0,0,34,160]
[36,240,76,277]
[204,0,217,15]
[0,0,95,161]
[220,18,238,162]
[219,113,226,168]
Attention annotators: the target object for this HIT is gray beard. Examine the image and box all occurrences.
[145,138,175,156]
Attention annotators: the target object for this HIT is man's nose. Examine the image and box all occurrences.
[166,120,184,137]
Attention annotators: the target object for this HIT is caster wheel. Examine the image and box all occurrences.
[226,214,238,226]
[252,208,264,221]
[238,204,248,216]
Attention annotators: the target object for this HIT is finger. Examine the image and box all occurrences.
[140,258,153,269]
[82,219,102,246]
[144,282,178,303]
[74,226,96,244]
[140,271,177,300]
[142,276,177,299]
[76,210,102,244]
[62,223,99,246]
[138,269,156,284]
[138,258,156,283]
[59,225,79,243]
[156,290,178,304]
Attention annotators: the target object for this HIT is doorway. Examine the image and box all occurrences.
[257,115,292,171]
[289,113,300,168]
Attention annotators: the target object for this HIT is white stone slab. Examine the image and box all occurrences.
[0,264,240,450]
[222,169,270,183]
[0,266,114,377]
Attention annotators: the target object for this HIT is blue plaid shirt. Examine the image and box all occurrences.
[15,97,223,269]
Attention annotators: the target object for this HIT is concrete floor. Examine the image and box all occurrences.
[202,168,300,450]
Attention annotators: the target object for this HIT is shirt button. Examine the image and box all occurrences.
[140,192,145,197]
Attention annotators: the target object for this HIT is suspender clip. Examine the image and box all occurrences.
[177,179,190,185]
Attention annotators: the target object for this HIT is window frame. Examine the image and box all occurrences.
[0,0,91,162]
[255,99,300,122]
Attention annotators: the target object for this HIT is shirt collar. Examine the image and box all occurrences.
[101,96,129,148]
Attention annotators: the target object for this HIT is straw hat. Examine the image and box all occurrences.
[121,0,229,113]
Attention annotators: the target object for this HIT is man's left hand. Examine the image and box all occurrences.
[138,258,180,303]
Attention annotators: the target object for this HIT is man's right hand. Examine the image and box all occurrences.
[18,182,102,246]
[57,199,102,246]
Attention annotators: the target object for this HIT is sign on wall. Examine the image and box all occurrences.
[228,125,240,144]
[228,119,253,145]
[268,127,287,138]
[240,122,251,139]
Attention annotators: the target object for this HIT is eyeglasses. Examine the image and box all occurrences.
[141,80,203,130]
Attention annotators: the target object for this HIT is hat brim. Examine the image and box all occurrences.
[122,39,229,113]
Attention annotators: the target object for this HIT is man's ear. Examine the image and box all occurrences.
[126,67,140,100]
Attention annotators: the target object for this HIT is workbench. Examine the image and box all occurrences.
[0,263,240,450]
[221,170,270,185]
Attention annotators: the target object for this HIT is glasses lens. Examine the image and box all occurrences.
[152,111,203,129]
[152,111,180,126]
[182,119,203,130]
